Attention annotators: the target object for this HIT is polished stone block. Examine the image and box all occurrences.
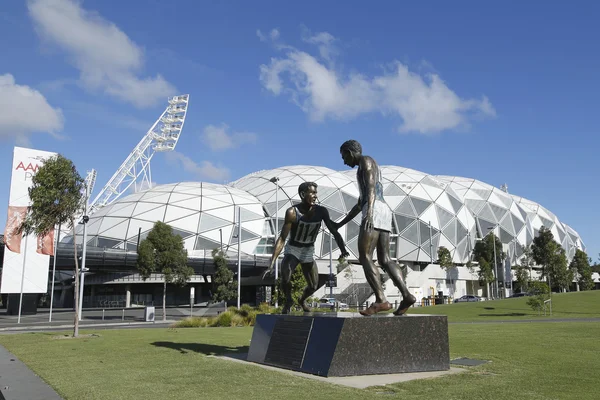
[247,312,449,377]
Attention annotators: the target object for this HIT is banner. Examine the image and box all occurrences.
[1,146,57,294]
[37,229,55,256]
[3,206,27,253]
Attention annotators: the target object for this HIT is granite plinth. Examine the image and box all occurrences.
[247,312,449,377]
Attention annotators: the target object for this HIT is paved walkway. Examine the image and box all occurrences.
[0,345,63,400]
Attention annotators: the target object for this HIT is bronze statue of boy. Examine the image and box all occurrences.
[335,139,416,316]
[263,182,349,314]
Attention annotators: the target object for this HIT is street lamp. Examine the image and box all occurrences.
[78,180,91,321]
[219,228,223,253]
[236,207,241,308]
[269,177,280,308]
[487,226,499,299]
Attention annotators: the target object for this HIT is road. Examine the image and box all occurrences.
[0,304,227,333]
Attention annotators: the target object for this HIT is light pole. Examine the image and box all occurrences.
[269,177,280,308]
[428,221,433,264]
[236,206,242,309]
[78,180,91,321]
[487,226,499,299]
[329,230,333,298]
[219,228,223,253]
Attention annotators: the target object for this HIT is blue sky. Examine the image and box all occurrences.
[1,0,598,261]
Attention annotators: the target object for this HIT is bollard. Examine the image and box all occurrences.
[122,309,125,321]
[102,309,105,321]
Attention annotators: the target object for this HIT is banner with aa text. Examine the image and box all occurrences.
[1,147,57,294]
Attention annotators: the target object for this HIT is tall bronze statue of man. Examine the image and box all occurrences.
[263,182,349,314]
[335,140,416,316]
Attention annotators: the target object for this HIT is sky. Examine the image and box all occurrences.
[0,0,598,260]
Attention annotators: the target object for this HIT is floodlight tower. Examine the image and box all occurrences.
[88,94,190,215]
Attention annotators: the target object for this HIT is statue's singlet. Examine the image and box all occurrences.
[284,205,322,262]
[357,160,393,232]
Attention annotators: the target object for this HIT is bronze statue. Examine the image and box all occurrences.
[263,182,349,314]
[335,140,416,316]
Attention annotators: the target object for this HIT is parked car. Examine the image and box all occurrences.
[510,292,530,298]
[454,295,482,303]
[317,297,349,310]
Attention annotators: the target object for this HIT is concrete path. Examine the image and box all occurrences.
[0,345,63,400]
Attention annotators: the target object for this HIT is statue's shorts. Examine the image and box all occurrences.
[362,199,393,232]
[284,243,315,264]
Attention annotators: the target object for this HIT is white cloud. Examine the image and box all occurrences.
[259,29,496,134]
[166,151,230,182]
[27,0,176,108]
[257,28,280,42]
[202,124,258,151]
[301,27,338,64]
[0,73,64,141]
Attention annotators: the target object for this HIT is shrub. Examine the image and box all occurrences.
[526,281,551,314]
[171,317,210,328]
[213,311,233,327]
[171,303,279,328]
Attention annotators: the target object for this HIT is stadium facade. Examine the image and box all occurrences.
[56,164,590,309]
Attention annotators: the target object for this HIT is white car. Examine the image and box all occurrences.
[317,297,349,310]
[454,295,483,303]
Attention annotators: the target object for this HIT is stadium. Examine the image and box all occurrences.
[1,94,596,312]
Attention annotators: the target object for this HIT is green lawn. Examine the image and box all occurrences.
[0,291,598,399]
[406,289,600,322]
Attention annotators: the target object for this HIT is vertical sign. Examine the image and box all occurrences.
[1,146,57,294]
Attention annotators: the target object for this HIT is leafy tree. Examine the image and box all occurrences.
[569,249,594,291]
[531,227,571,291]
[472,233,505,298]
[464,260,478,295]
[513,264,530,293]
[437,246,455,295]
[526,280,550,314]
[17,154,85,337]
[514,245,535,293]
[276,264,307,308]
[520,245,536,279]
[137,221,192,321]
[211,248,237,303]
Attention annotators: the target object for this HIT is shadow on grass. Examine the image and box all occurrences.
[151,341,249,356]
[478,313,527,317]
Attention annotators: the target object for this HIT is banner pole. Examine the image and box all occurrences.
[49,223,60,322]
[17,234,29,324]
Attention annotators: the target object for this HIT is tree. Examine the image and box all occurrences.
[526,280,550,314]
[275,264,307,308]
[137,221,192,321]
[531,226,570,291]
[211,248,236,303]
[569,249,594,291]
[513,264,530,293]
[465,260,477,294]
[514,245,535,293]
[17,154,85,337]
[437,246,455,295]
[472,233,505,298]
[520,245,536,280]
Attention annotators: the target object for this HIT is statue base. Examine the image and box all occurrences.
[247,312,450,377]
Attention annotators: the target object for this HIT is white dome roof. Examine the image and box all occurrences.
[69,165,584,266]
[73,182,267,257]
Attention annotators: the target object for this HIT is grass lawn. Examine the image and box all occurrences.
[0,291,598,399]
[406,289,600,322]
[0,322,597,399]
